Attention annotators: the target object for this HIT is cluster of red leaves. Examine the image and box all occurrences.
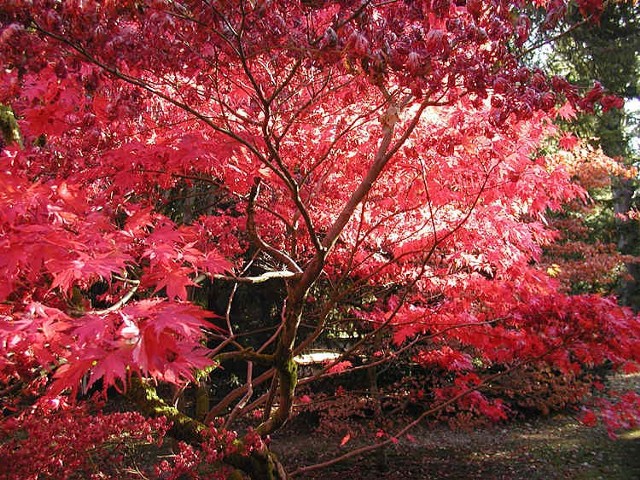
[53,300,217,395]
[0,139,232,396]
[581,391,640,438]
[362,271,639,371]
[548,137,636,190]
[489,364,596,416]
[295,388,383,436]
[434,375,510,423]
[155,421,267,480]
[0,404,170,480]
[346,273,640,430]
[0,298,216,404]
[0,403,268,480]
[0,146,233,304]
[543,240,633,294]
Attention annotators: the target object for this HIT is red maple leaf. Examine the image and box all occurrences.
[199,251,233,276]
[557,101,577,121]
[126,299,217,339]
[143,266,198,301]
[558,133,579,150]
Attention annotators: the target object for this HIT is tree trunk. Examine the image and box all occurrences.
[0,104,23,148]
[613,176,640,308]
[127,377,290,479]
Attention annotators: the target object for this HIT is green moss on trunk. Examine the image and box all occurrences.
[257,352,298,436]
[0,105,23,148]
[126,376,205,441]
[126,377,289,479]
[227,449,289,480]
[195,383,210,422]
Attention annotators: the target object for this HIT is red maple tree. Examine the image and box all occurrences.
[1,1,638,478]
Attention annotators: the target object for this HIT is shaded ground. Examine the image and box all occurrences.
[272,374,640,479]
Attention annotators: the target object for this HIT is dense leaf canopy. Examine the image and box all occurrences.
[1,1,639,478]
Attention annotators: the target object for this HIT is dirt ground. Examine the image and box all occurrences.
[271,373,640,479]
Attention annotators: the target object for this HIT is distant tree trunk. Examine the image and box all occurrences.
[614,176,640,308]
[600,109,639,309]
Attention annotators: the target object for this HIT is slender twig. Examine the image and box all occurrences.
[225,362,254,429]
[205,368,275,421]
[87,278,140,315]
[246,178,303,273]
[211,271,301,284]
[517,4,605,60]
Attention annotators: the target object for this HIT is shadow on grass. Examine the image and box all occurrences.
[273,417,639,479]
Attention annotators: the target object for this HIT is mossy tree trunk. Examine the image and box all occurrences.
[0,104,23,148]
[126,376,289,479]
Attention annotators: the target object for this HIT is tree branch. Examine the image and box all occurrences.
[247,177,303,273]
